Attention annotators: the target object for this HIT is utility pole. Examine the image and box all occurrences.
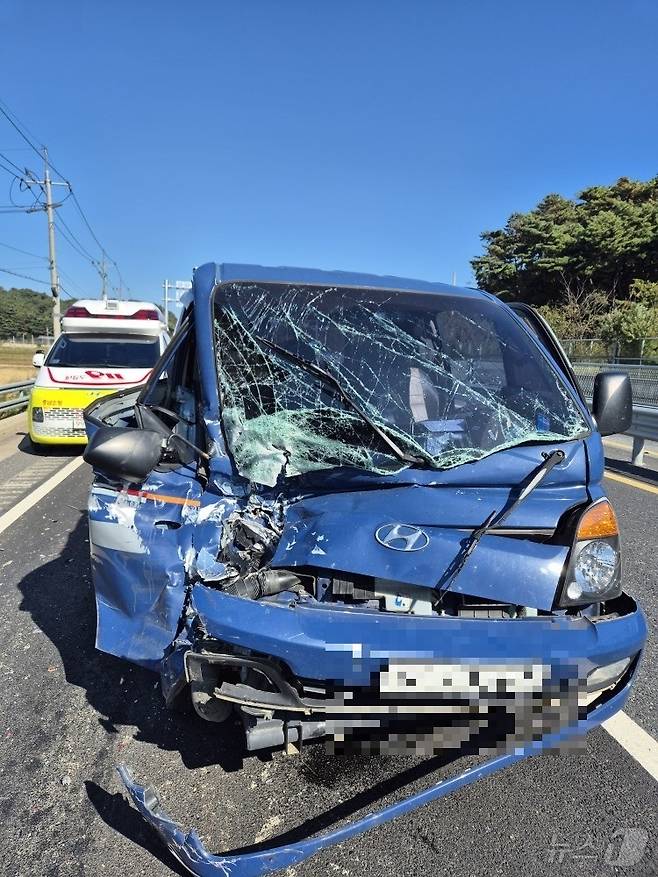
[20,149,68,339]
[162,279,170,326]
[99,253,108,301]
[43,149,61,339]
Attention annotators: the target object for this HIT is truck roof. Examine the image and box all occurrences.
[189,262,487,302]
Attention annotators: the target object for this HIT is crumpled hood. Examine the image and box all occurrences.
[271,444,589,611]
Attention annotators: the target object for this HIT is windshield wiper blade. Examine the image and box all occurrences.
[436,449,566,598]
[252,334,437,468]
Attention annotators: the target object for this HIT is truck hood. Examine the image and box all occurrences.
[271,443,588,611]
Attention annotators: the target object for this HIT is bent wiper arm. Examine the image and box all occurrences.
[436,449,566,597]
[253,334,435,468]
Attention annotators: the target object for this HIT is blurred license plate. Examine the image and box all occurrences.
[380,661,547,695]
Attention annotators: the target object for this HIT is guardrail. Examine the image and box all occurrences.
[0,380,34,416]
[623,405,658,466]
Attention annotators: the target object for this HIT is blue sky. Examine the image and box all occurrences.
[0,0,657,308]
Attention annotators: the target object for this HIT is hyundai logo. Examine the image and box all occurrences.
[375,523,430,552]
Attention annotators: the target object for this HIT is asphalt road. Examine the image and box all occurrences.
[0,415,656,877]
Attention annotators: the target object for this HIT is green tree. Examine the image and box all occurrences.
[0,287,56,338]
[600,279,658,358]
[472,176,658,308]
[628,278,658,307]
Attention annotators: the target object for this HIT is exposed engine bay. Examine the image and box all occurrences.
[192,503,549,618]
[176,493,637,757]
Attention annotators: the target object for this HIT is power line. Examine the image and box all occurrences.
[0,241,47,261]
[19,171,73,208]
[0,205,42,214]
[110,256,128,293]
[0,98,128,290]
[58,213,97,262]
[69,192,106,254]
[0,266,49,285]
[56,215,97,264]
[11,176,43,212]
[66,188,129,291]
[1,235,85,304]
[1,207,101,300]
[58,266,88,296]
[0,265,74,298]
[0,159,22,180]
[0,101,44,163]
[0,149,24,176]
[0,173,46,213]
[69,192,128,290]
[0,102,43,149]
[62,190,130,290]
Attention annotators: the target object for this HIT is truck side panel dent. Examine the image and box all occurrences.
[88,473,203,670]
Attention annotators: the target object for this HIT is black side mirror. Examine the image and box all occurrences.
[592,371,632,436]
[83,427,163,483]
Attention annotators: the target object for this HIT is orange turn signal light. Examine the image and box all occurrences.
[576,500,619,540]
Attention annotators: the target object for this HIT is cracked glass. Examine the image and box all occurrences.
[213,283,588,486]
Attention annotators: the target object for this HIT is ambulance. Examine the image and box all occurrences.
[28,299,169,446]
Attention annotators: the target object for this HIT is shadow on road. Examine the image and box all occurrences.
[16,510,498,871]
[16,512,246,774]
[85,781,190,877]
[604,456,658,485]
[17,432,85,457]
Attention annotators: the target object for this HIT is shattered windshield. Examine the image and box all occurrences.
[213,283,588,486]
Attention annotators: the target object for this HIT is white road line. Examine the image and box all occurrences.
[604,712,658,781]
[0,456,85,536]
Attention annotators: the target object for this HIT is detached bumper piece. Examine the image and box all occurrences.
[118,753,525,877]
[117,669,634,877]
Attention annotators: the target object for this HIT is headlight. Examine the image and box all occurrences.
[568,540,619,600]
[31,406,44,422]
[559,499,622,606]
[586,656,632,692]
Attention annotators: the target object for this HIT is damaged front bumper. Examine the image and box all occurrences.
[162,585,646,748]
[118,665,638,877]
[117,587,648,875]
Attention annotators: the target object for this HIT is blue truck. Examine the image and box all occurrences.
[83,263,646,876]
